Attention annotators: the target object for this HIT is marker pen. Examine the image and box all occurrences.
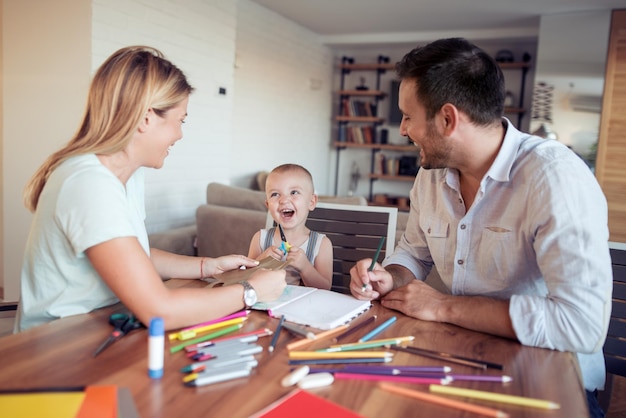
[148,317,165,379]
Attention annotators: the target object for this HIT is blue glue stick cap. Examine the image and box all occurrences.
[148,317,164,379]
[149,317,164,336]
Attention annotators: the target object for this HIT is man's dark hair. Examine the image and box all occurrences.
[396,38,505,126]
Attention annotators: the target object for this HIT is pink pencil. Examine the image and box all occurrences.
[334,372,450,385]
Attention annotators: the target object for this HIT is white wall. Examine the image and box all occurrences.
[2,0,91,301]
[232,1,333,193]
[531,11,611,163]
[92,0,240,234]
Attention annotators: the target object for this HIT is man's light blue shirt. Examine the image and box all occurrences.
[384,120,612,391]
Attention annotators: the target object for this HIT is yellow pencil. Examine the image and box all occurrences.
[175,317,248,341]
[289,351,393,360]
[380,383,509,418]
[429,384,561,410]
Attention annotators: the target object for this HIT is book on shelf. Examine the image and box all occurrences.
[341,99,377,117]
[252,285,371,330]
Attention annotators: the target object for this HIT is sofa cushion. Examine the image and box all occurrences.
[149,224,197,256]
[206,183,267,212]
[196,205,266,258]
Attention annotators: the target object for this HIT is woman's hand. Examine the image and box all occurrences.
[206,255,260,276]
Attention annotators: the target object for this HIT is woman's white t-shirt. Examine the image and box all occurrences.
[16,154,149,332]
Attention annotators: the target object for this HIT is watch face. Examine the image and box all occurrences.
[244,288,257,306]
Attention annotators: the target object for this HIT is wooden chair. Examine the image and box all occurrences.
[266,202,398,294]
[598,247,626,412]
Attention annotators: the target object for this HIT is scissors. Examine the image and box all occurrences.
[278,224,292,254]
[92,312,144,357]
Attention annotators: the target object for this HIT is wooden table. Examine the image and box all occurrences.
[0,279,588,417]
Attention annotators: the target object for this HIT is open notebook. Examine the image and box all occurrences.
[253,285,371,330]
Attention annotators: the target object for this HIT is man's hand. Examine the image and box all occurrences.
[349,259,394,300]
[381,280,448,321]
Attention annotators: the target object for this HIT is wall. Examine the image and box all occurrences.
[0,1,3,299]
[232,2,333,193]
[92,0,239,235]
[92,0,333,232]
[2,0,91,301]
[530,11,611,164]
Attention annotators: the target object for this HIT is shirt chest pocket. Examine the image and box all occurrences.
[424,219,449,238]
[422,218,449,266]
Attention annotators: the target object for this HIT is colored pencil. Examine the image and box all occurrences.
[268,315,285,353]
[306,366,452,375]
[174,310,249,335]
[286,324,349,351]
[369,236,386,271]
[176,317,248,341]
[388,345,502,370]
[429,384,560,410]
[359,316,397,342]
[169,324,243,353]
[335,315,377,342]
[380,383,510,418]
[336,365,452,374]
[447,374,512,383]
[288,357,392,366]
[334,373,450,385]
[321,336,414,352]
[289,351,393,360]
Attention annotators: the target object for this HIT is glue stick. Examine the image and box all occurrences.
[148,317,164,379]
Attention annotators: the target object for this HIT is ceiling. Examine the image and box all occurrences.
[250,0,624,47]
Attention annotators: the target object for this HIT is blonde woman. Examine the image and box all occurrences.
[16,46,285,332]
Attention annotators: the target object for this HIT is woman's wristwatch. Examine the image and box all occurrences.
[239,280,258,308]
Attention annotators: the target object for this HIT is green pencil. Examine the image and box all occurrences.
[369,236,386,271]
[169,324,243,353]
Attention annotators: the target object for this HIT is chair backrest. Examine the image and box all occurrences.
[605,247,626,378]
[266,202,398,293]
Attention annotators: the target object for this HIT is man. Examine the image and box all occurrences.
[350,38,611,417]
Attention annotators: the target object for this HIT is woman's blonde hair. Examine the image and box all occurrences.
[23,46,194,212]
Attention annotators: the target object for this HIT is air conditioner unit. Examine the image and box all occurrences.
[569,95,602,113]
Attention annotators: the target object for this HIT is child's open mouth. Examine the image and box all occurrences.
[281,209,295,219]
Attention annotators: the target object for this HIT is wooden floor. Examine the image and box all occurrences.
[0,308,624,416]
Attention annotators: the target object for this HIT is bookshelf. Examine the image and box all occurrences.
[499,61,532,128]
[333,56,417,209]
[333,57,531,210]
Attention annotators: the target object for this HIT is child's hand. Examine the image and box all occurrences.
[285,246,310,272]
[259,245,285,261]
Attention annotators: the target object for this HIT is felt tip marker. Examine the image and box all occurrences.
[148,317,165,379]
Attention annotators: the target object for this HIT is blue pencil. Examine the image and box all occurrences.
[359,316,397,343]
[268,315,285,352]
